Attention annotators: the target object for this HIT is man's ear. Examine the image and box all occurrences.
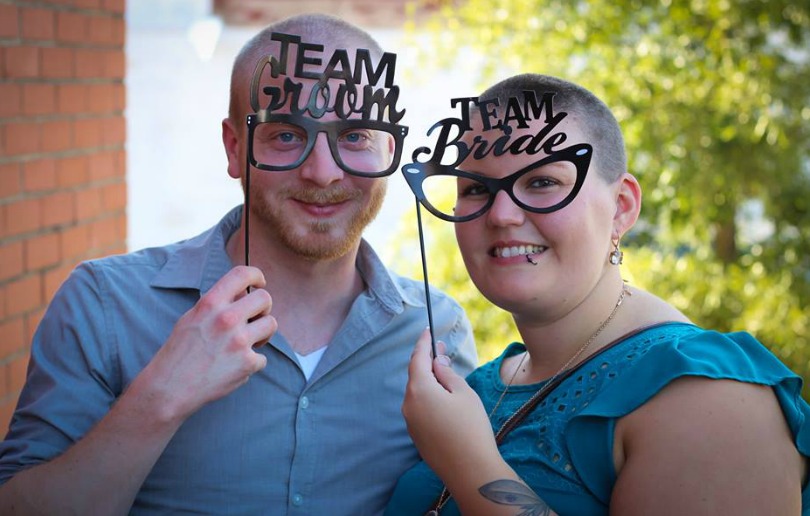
[222,117,241,179]
[613,172,642,237]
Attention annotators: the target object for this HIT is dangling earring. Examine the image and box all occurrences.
[609,237,623,265]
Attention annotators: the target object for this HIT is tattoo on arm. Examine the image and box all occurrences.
[479,479,552,516]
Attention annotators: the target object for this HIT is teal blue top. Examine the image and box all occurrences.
[386,323,810,515]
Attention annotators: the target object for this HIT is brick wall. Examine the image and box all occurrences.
[0,0,127,430]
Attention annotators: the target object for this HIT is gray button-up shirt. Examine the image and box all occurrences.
[0,206,477,515]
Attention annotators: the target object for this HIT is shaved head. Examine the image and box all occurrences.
[228,14,384,125]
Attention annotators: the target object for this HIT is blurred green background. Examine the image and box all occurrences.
[386,0,810,398]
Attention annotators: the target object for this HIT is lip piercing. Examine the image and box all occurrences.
[526,255,538,265]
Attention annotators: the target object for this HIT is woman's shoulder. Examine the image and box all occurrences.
[568,318,807,427]
[623,286,692,327]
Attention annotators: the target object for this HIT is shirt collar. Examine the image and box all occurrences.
[150,206,241,294]
[150,205,415,314]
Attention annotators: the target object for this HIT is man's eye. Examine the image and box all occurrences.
[277,132,299,143]
[340,131,368,143]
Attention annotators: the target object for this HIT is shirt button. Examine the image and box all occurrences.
[292,493,303,506]
[299,396,309,409]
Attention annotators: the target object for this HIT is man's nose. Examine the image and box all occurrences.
[298,133,344,186]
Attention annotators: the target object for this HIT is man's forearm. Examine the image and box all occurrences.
[0,368,186,515]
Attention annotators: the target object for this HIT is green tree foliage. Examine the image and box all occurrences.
[392,0,810,394]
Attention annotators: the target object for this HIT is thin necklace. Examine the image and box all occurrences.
[428,284,632,515]
[489,284,630,421]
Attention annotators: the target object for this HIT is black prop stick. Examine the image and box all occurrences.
[414,198,438,358]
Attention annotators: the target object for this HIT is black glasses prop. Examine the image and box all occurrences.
[403,143,592,221]
[401,143,593,355]
[240,31,407,271]
[243,115,407,268]
[247,113,408,178]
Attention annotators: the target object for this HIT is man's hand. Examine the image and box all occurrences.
[141,265,277,422]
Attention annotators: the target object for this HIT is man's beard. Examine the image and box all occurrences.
[247,180,387,260]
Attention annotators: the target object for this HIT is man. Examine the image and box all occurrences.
[0,14,476,514]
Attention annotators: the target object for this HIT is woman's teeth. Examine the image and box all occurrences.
[493,245,546,258]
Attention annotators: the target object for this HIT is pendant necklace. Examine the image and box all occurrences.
[426,284,631,515]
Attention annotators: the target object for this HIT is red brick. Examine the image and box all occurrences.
[5,274,43,317]
[4,198,41,237]
[43,262,74,301]
[4,121,40,156]
[110,16,125,46]
[0,5,20,39]
[0,162,22,198]
[103,0,126,15]
[74,117,102,149]
[21,7,55,41]
[75,186,102,221]
[104,50,125,79]
[22,83,57,116]
[0,83,22,118]
[87,14,112,45]
[5,46,40,79]
[40,190,75,227]
[88,151,114,180]
[0,241,25,282]
[24,232,60,270]
[22,159,57,192]
[56,11,86,44]
[101,115,125,145]
[57,155,88,187]
[75,0,102,8]
[41,47,74,79]
[57,83,86,114]
[0,366,7,399]
[0,402,15,433]
[112,82,125,111]
[114,211,126,241]
[85,83,113,113]
[0,317,25,359]
[24,307,45,345]
[59,223,91,260]
[89,215,117,249]
[114,149,126,175]
[40,119,72,153]
[7,353,30,393]
[101,181,125,211]
[75,48,104,79]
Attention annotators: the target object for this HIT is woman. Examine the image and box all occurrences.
[386,74,809,515]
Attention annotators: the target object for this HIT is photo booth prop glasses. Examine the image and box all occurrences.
[402,143,592,222]
[400,91,592,355]
[247,113,408,177]
[240,31,406,270]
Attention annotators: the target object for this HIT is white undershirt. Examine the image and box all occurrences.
[294,347,328,380]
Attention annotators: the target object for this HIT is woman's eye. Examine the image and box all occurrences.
[460,183,488,197]
[528,177,558,188]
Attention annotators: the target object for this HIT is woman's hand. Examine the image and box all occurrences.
[402,330,558,516]
[401,329,501,481]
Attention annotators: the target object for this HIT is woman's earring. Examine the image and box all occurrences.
[609,238,623,265]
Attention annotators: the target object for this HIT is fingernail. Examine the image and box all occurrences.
[436,355,451,367]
